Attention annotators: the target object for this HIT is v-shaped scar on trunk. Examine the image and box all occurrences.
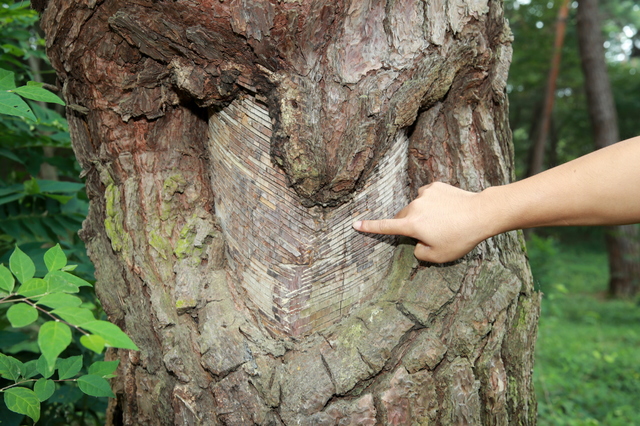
[209,95,409,336]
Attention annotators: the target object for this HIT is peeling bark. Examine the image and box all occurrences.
[40,0,539,423]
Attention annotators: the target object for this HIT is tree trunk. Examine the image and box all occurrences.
[40,0,540,423]
[527,0,571,177]
[576,0,640,298]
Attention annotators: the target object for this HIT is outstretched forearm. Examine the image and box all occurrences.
[483,136,640,237]
[354,136,640,263]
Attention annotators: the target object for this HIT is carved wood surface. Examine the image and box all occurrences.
[39,0,541,423]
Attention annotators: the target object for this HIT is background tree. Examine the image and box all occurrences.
[576,0,640,298]
[527,0,571,177]
[507,0,640,298]
[39,0,541,423]
[505,3,640,419]
[506,0,590,176]
[506,0,640,176]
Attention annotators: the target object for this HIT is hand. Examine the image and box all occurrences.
[353,182,492,263]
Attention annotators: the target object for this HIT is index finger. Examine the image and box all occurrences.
[353,218,407,236]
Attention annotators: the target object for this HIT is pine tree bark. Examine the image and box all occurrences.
[40,0,540,423]
[577,0,640,298]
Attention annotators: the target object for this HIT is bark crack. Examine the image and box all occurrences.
[320,353,338,395]
[318,332,334,350]
[356,347,377,374]
[355,316,371,332]
[395,301,426,327]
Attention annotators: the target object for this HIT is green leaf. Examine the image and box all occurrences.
[0,354,24,381]
[37,293,83,309]
[76,374,115,398]
[47,383,83,405]
[0,264,15,293]
[9,246,35,284]
[3,387,40,423]
[43,193,73,204]
[0,192,26,206]
[12,84,65,105]
[34,378,56,402]
[1,44,25,57]
[80,334,106,354]
[0,183,23,197]
[7,303,39,328]
[56,355,83,380]
[17,278,49,298]
[36,355,54,379]
[0,147,24,165]
[45,271,79,294]
[22,360,39,379]
[80,320,139,350]
[23,177,40,195]
[0,91,36,121]
[88,360,119,378]
[0,69,17,90]
[44,244,67,272]
[49,270,92,288]
[0,151,22,169]
[38,321,72,368]
[37,180,85,193]
[51,306,95,326]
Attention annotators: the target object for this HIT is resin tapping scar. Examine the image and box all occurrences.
[209,95,409,337]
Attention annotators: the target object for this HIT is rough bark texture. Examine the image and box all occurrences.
[577,0,640,298]
[40,0,540,423]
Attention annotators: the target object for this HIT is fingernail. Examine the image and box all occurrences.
[353,221,362,230]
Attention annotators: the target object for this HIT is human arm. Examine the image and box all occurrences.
[353,136,640,263]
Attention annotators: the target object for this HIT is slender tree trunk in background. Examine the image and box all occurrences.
[577,0,640,298]
[39,0,540,423]
[606,225,640,297]
[527,0,571,177]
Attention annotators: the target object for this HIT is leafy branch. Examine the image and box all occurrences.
[0,245,138,423]
[0,68,65,122]
[1,295,92,338]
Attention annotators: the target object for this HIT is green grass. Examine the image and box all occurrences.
[528,230,640,425]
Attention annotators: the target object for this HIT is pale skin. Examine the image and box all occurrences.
[353,136,640,263]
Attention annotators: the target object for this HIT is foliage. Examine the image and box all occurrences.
[506,0,640,178]
[0,245,138,424]
[0,28,129,421]
[0,177,92,278]
[0,0,88,283]
[0,1,74,184]
[0,1,47,80]
[0,66,91,278]
[0,66,73,180]
[529,235,640,425]
[0,68,65,122]
[2,10,89,280]
[506,0,588,176]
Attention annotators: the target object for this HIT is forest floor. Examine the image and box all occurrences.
[528,227,640,425]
